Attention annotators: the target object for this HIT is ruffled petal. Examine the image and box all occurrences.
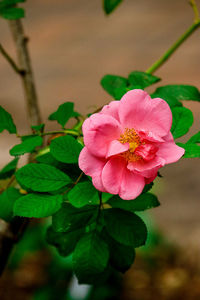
[101,156,127,195]
[119,89,172,137]
[156,142,185,164]
[119,169,145,200]
[82,113,122,157]
[107,140,129,158]
[100,101,120,122]
[78,147,106,192]
[128,156,165,178]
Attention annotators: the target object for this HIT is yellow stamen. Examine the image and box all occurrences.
[118,128,142,162]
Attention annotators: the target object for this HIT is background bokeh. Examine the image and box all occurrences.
[0,0,200,298]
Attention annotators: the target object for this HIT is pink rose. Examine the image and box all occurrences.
[79,89,185,200]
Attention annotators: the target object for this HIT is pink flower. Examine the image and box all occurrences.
[79,89,185,200]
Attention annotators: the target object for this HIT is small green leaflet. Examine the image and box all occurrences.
[128,71,160,89]
[101,74,128,99]
[16,163,71,192]
[52,203,98,233]
[31,123,45,133]
[151,85,200,108]
[187,131,200,144]
[0,0,26,20]
[50,135,82,164]
[177,143,200,158]
[171,107,193,139]
[68,181,99,208]
[101,71,160,100]
[48,102,80,128]
[108,193,160,212]
[73,231,109,284]
[46,226,84,257]
[14,193,63,218]
[103,0,123,15]
[104,208,147,247]
[0,187,21,221]
[0,157,19,179]
[0,106,16,134]
[10,136,43,156]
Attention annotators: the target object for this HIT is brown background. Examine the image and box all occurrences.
[0,0,200,249]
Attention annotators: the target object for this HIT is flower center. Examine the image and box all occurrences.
[118,128,142,162]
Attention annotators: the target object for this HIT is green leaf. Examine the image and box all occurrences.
[46,226,84,257]
[14,193,63,218]
[50,135,82,164]
[128,71,160,89]
[10,136,43,156]
[0,7,24,19]
[101,74,128,99]
[73,231,109,284]
[177,143,200,158]
[142,182,154,194]
[0,157,19,179]
[102,230,135,273]
[16,163,71,192]
[0,187,21,221]
[31,123,45,133]
[0,106,16,134]
[187,131,200,144]
[48,102,79,128]
[171,107,193,139]
[68,181,99,208]
[104,208,147,247]
[151,85,200,108]
[52,203,98,233]
[103,0,123,14]
[108,193,160,212]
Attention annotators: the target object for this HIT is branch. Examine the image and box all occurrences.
[9,19,42,126]
[190,0,200,23]
[0,43,24,75]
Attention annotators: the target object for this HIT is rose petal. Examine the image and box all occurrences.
[78,147,106,192]
[100,101,120,122]
[128,156,165,178]
[107,140,129,158]
[156,142,185,164]
[119,89,172,137]
[82,113,122,157]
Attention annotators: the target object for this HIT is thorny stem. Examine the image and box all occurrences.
[146,1,200,74]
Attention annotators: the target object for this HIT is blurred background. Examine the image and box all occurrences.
[0,0,200,299]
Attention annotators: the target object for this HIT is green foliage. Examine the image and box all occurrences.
[0,187,21,221]
[52,203,98,233]
[68,181,99,208]
[46,226,84,257]
[73,231,109,284]
[187,131,200,144]
[108,193,160,212]
[171,107,193,139]
[14,193,63,218]
[104,208,147,247]
[102,230,135,273]
[101,71,160,100]
[0,0,25,20]
[177,142,200,158]
[31,123,45,133]
[0,157,19,179]
[151,85,200,108]
[0,106,16,134]
[101,74,128,99]
[103,0,123,15]
[10,136,43,156]
[16,163,71,192]
[128,71,160,89]
[50,135,82,164]
[48,102,80,128]
[142,182,154,194]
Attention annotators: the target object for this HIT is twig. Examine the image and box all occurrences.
[0,43,24,75]
[190,0,200,23]
[9,19,41,126]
